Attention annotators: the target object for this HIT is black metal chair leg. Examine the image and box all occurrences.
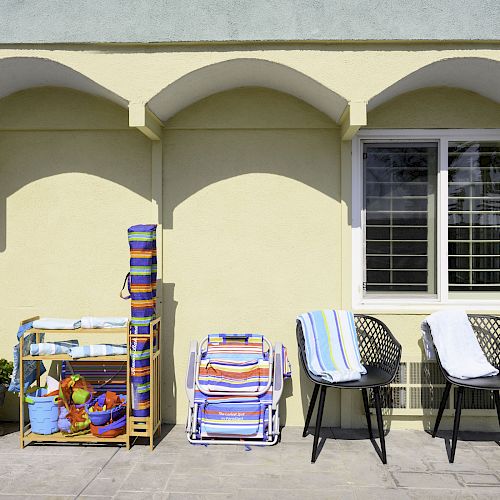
[361,388,373,439]
[432,381,452,438]
[450,386,464,463]
[311,385,327,463]
[303,383,320,437]
[373,386,387,464]
[494,391,500,429]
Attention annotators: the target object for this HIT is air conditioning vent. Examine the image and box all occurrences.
[368,359,497,416]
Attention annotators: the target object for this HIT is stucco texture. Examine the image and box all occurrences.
[0,0,499,43]
[0,88,152,419]
[162,89,342,425]
[0,45,499,429]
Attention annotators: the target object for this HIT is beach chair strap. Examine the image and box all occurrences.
[119,273,131,300]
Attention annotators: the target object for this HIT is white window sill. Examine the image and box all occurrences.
[354,299,500,314]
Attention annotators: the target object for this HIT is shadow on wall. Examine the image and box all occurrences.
[162,88,340,230]
[161,281,178,423]
[0,87,151,253]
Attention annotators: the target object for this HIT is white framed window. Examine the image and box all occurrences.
[352,130,500,311]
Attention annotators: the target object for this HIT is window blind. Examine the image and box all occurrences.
[363,143,437,293]
[448,142,500,292]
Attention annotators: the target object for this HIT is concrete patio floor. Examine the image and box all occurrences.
[0,423,499,499]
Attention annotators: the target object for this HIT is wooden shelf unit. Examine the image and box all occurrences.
[128,317,162,450]
[18,316,161,450]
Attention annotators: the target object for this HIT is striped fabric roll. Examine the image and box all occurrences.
[127,224,157,417]
[61,361,127,394]
[297,310,366,383]
[128,225,157,335]
[130,336,151,417]
[30,340,79,356]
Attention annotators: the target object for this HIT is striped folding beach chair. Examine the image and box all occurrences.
[186,333,291,445]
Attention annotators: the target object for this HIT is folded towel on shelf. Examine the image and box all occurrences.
[30,340,79,356]
[297,310,366,383]
[33,318,81,330]
[421,309,498,379]
[69,344,127,359]
[80,317,128,329]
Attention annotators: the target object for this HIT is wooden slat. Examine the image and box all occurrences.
[23,354,128,361]
[29,327,127,334]
[24,431,128,443]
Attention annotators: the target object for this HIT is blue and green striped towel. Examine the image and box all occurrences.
[298,310,366,383]
[69,344,127,359]
[30,340,79,356]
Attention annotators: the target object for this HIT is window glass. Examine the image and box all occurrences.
[448,142,500,292]
[364,143,437,294]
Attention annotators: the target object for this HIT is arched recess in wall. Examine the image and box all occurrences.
[368,57,500,113]
[148,58,348,124]
[0,57,127,106]
[148,58,348,226]
[0,58,151,252]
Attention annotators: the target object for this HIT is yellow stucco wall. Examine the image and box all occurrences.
[0,44,499,429]
[0,88,152,419]
[368,87,500,129]
[163,88,342,425]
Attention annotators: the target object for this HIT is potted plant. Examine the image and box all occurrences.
[0,359,13,407]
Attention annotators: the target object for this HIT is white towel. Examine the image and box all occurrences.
[81,317,128,329]
[33,318,81,330]
[421,309,498,379]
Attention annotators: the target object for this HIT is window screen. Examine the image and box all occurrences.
[364,143,437,294]
[448,142,500,292]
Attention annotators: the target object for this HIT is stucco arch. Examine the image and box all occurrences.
[368,57,500,111]
[147,58,349,123]
[0,56,128,107]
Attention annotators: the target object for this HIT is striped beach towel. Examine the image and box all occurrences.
[30,340,79,356]
[69,344,127,359]
[297,310,366,383]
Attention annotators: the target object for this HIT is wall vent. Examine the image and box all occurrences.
[369,359,497,416]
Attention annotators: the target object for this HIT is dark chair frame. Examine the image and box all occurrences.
[431,314,500,463]
[297,314,402,463]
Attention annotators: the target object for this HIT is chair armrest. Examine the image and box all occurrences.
[185,340,198,408]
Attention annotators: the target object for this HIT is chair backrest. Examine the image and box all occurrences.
[467,314,500,370]
[354,315,401,373]
[296,314,401,383]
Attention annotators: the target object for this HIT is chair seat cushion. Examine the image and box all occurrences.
[309,366,393,389]
[446,373,500,390]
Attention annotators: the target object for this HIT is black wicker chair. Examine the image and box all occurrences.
[431,314,500,463]
[297,314,402,463]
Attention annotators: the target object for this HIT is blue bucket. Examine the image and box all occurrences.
[25,388,59,435]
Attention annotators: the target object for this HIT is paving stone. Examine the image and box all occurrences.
[114,492,169,500]
[0,426,499,498]
[391,471,463,489]
[458,473,500,486]
[120,462,172,492]
[166,473,236,495]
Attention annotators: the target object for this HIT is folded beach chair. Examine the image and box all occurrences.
[185,333,290,445]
